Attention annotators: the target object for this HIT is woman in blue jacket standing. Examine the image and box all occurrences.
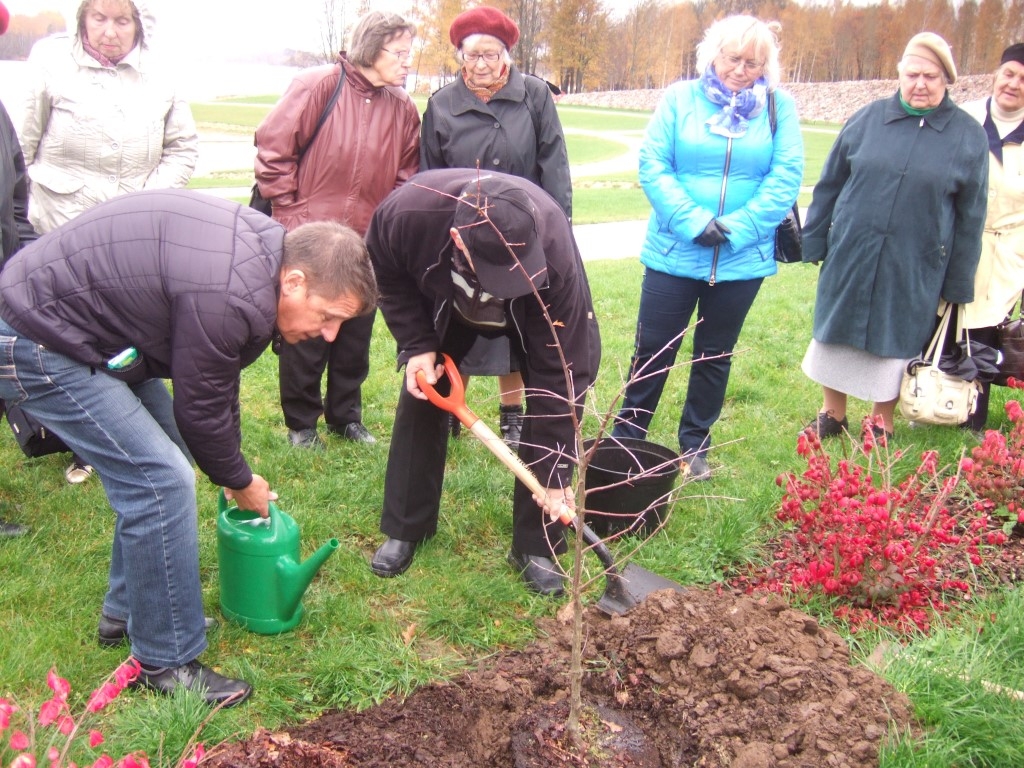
[613,15,803,480]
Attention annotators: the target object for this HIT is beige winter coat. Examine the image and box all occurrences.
[20,0,198,234]
[961,99,1024,329]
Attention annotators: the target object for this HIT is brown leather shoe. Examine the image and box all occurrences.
[805,412,848,438]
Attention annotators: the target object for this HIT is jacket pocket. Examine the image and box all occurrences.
[27,163,86,195]
[0,335,29,405]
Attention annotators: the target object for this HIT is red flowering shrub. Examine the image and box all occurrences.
[733,422,1006,634]
[1,661,206,768]
[960,387,1024,527]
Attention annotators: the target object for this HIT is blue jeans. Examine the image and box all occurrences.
[612,270,763,458]
[0,319,205,667]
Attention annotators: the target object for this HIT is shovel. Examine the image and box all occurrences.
[415,353,684,615]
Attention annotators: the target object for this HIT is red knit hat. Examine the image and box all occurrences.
[0,2,9,36]
[449,6,519,49]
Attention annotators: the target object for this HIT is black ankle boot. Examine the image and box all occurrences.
[499,405,523,450]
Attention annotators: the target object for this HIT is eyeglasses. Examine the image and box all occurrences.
[719,52,764,73]
[382,48,413,62]
[462,51,502,64]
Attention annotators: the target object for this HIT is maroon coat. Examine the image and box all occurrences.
[254,56,421,236]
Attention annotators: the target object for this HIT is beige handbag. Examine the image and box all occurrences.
[899,305,981,426]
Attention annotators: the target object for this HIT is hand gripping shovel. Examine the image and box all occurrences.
[416,354,683,615]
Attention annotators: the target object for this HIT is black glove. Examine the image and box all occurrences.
[693,219,731,248]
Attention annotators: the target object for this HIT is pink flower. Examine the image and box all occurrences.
[181,744,205,768]
[10,729,31,749]
[86,683,120,714]
[89,729,105,747]
[38,697,63,726]
[46,669,71,702]
[90,755,114,768]
[57,715,75,735]
[113,659,142,689]
[0,698,15,730]
[119,753,151,768]
[11,754,37,768]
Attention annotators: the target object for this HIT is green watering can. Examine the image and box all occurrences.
[216,490,339,634]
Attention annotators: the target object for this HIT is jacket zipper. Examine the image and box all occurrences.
[709,137,733,286]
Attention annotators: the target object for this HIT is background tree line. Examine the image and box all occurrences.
[1,0,1017,94]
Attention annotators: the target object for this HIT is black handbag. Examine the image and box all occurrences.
[248,183,272,216]
[250,66,346,215]
[994,293,1024,386]
[5,403,70,458]
[768,91,803,264]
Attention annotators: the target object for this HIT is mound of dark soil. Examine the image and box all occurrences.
[205,587,915,768]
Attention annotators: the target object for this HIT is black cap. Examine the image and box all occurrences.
[452,176,547,299]
[1002,43,1024,67]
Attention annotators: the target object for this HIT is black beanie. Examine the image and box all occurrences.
[1001,43,1024,67]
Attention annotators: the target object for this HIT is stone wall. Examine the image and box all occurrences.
[558,74,994,123]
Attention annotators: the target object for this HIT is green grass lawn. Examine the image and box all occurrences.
[5,98,1021,767]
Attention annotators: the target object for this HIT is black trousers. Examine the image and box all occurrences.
[279,311,376,431]
[379,323,568,557]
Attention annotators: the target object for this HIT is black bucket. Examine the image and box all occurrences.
[582,437,680,537]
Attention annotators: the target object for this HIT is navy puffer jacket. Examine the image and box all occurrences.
[0,189,284,489]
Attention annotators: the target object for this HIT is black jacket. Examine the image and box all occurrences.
[0,99,37,263]
[366,169,600,484]
[420,68,572,219]
[0,189,285,488]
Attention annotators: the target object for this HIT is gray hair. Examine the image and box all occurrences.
[348,10,416,68]
[695,15,783,89]
[454,33,512,68]
[282,222,378,316]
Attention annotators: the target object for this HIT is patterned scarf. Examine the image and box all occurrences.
[463,65,510,104]
[82,37,132,67]
[700,65,765,139]
[699,65,767,138]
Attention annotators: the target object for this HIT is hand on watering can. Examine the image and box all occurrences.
[224,474,277,518]
[405,351,443,401]
[534,485,575,523]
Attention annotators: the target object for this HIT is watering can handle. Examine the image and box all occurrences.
[217,487,280,522]
[415,354,576,527]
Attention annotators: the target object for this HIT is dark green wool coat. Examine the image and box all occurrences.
[802,91,989,359]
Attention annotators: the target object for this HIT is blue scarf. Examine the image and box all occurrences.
[699,66,767,138]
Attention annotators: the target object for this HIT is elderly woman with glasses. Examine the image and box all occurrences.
[612,15,803,481]
[418,5,572,453]
[255,10,421,451]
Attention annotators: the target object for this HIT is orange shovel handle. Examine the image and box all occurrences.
[415,353,575,527]
[414,353,477,429]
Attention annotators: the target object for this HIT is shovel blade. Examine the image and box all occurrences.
[596,562,685,616]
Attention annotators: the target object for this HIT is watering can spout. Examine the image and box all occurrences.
[278,538,340,618]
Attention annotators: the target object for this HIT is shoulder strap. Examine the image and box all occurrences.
[768,90,777,136]
[299,65,346,160]
[521,75,544,140]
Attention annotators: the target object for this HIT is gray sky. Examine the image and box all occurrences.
[11,0,642,58]
[10,0,405,56]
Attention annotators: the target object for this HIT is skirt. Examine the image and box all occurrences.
[801,340,908,402]
[459,335,520,377]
